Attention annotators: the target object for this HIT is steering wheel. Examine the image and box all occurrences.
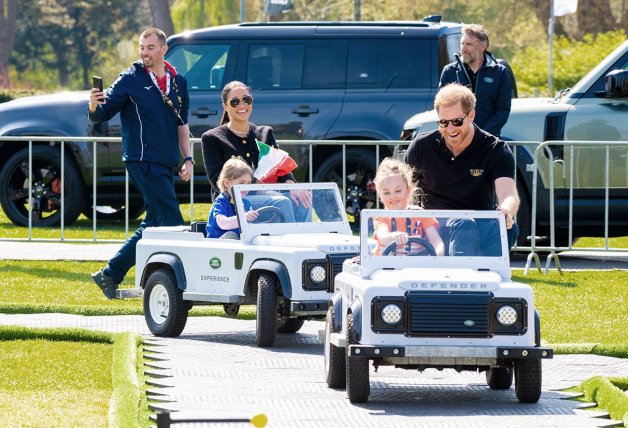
[252,206,286,224]
[381,236,436,256]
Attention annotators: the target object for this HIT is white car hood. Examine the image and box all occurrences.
[252,233,360,253]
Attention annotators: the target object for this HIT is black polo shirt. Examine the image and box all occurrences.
[404,125,515,210]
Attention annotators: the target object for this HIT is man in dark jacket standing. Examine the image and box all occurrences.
[87,28,193,299]
[439,24,511,137]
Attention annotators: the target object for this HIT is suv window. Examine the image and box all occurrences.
[247,42,348,90]
[168,43,233,90]
[584,54,628,97]
[347,39,432,89]
[247,44,304,89]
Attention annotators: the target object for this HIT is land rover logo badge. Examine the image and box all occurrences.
[464,320,475,327]
[209,257,221,269]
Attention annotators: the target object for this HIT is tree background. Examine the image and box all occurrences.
[1,0,626,96]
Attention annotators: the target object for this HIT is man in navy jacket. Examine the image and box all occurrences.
[88,28,193,299]
[439,24,512,137]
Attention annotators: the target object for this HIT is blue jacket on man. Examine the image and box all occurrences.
[439,52,511,137]
[88,60,189,168]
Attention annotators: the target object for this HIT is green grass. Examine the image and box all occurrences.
[575,236,628,249]
[0,327,147,427]
[0,203,211,241]
[514,270,628,346]
[0,260,256,318]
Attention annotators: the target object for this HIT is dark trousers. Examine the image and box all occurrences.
[105,161,184,283]
[441,218,520,257]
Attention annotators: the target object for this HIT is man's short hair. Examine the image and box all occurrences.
[462,24,489,49]
[140,28,167,45]
[434,83,476,114]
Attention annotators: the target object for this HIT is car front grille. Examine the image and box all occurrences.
[327,252,357,292]
[407,291,492,337]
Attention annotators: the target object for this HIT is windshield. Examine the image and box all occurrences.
[358,209,510,276]
[232,183,352,238]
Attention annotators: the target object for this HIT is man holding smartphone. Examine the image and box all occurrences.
[87,27,192,299]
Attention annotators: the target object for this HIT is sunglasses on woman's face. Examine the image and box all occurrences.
[437,112,469,128]
[228,95,254,108]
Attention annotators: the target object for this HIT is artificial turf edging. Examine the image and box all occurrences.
[110,332,144,427]
[577,376,628,426]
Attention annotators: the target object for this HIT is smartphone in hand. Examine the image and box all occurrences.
[92,75,104,102]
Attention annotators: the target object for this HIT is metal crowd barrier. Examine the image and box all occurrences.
[2,136,627,276]
[523,140,628,275]
[0,136,395,243]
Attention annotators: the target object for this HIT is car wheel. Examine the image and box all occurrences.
[0,146,85,227]
[276,317,305,334]
[144,268,188,337]
[514,359,542,403]
[486,365,513,389]
[313,148,377,225]
[325,306,346,388]
[345,312,369,403]
[256,273,277,347]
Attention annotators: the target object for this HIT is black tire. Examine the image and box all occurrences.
[256,273,278,347]
[143,268,188,337]
[82,202,145,222]
[345,312,369,403]
[325,307,346,388]
[514,359,542,403]
[0,146,86,227]
[313,149,377,224]
[497,58,518,99]
[276,317,305,334]
[486,365,513,389]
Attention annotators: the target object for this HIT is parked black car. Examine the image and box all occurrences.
[1,17,466,227]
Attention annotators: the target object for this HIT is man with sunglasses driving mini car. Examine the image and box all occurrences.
[404,83,519,256]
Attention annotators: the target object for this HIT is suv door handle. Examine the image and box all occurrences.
[292,106,319,117]
[192,107,218,118]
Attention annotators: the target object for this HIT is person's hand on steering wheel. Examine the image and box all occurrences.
[245,210,259,223]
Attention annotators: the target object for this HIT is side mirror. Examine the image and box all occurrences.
[604,69,628,98]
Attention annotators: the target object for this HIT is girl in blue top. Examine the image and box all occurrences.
[206,157,259,238]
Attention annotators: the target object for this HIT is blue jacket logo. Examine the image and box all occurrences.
[484,77,494,83]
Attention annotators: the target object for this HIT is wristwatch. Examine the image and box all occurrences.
[184,156,194,164]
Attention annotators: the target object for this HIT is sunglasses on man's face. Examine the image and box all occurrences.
[437,112,469,128]
[228,95,254,108]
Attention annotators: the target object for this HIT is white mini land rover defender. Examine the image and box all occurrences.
[324,209,553,403]
[132,183,359,347]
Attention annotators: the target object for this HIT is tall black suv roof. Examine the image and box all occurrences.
[0,17,463,227]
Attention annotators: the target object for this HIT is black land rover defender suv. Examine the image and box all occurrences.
[0,17,464,227]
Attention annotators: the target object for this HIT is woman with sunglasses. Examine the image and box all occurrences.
[201,81,312,222]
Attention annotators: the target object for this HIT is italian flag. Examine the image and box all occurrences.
[254,140,297,183]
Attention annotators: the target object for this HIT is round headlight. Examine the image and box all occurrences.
[496,305,518,326]
[381,304,402,325]
[309,265,326,283]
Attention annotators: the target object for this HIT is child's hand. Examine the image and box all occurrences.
[391,231,408,245]
[246,210,259,222]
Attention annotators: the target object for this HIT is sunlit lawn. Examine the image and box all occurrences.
[0,203,212,241]
[0,339,111,427]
